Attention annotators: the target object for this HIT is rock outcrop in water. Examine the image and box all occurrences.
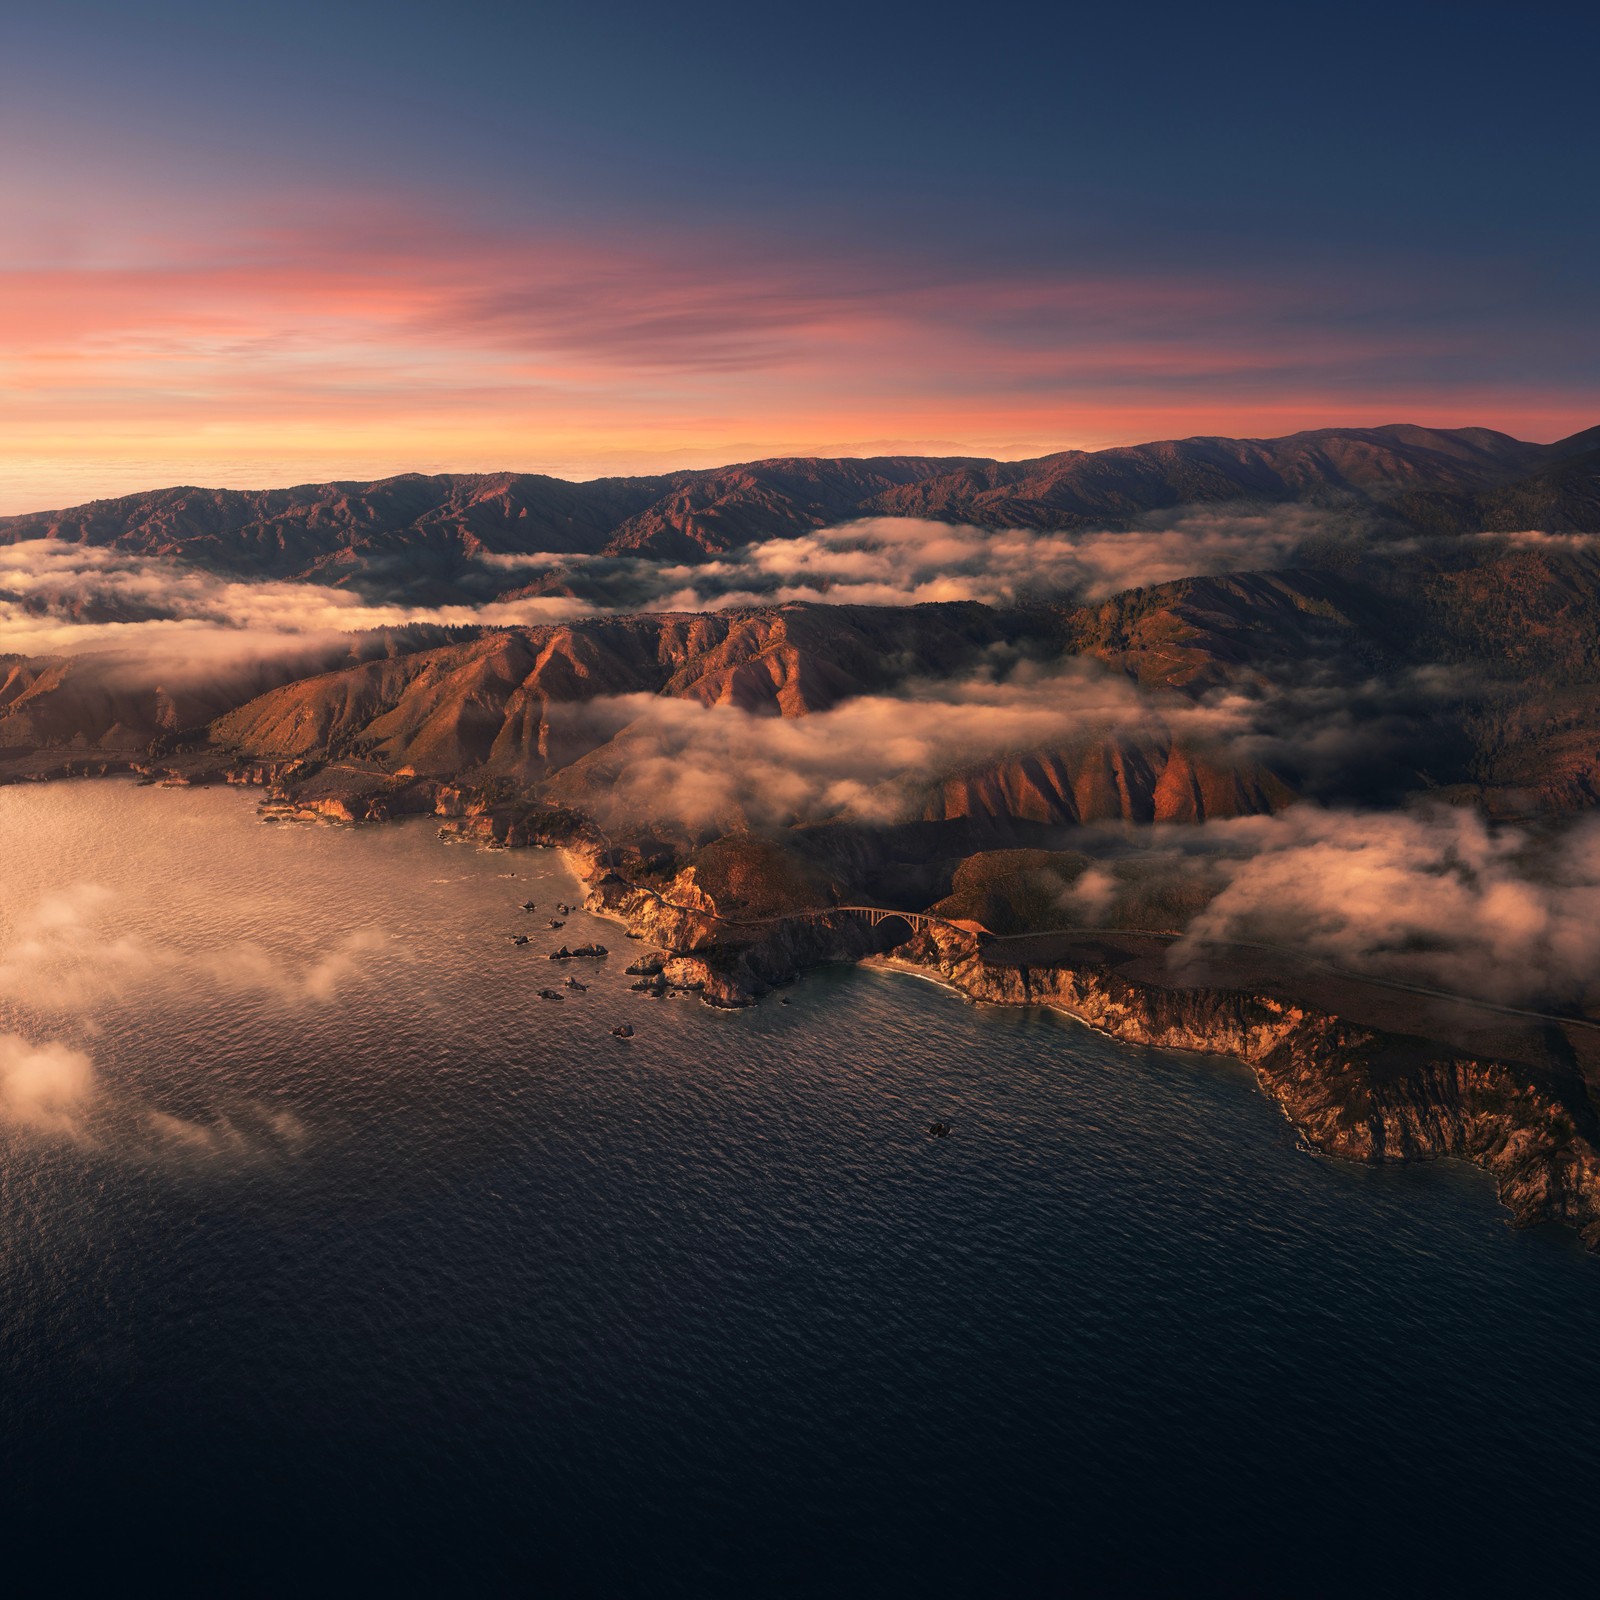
[392,784,1600,1250]
[383,748,1600,1261]
[550,846,1600,1247]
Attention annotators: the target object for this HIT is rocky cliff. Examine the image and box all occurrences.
[891,926,1600,1248]
[503,828,1600,1248]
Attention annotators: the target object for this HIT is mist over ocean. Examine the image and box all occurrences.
[2,782,1597,1593]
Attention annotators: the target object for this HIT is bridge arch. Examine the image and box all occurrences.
[794,905,984,949]
[627,886,988,945]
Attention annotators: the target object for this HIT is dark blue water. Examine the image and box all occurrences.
[1,783,1596,1595]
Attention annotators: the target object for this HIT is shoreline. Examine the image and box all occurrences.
[8,766,1600,1251]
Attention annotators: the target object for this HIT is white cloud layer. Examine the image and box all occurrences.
[0,1033,95,1138]
[0,880,386,1014]
[0,538,595,662]
[553,661,1255,831]
[487,505,1343,611]
[1,505,1342,662]
[1172,806,1600,1009]
[0,880,381,1152]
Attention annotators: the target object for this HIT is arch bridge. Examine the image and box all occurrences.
[627,885,988,940]
[792,905,988,938]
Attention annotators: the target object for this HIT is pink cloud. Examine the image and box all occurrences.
[0,190,1592,512]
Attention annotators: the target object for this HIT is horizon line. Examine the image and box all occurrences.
[4,417,1596,518]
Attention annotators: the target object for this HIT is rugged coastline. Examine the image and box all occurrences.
[7,755,1600,1250]
[426,784,1600,1249]
[881,942,1600,1249]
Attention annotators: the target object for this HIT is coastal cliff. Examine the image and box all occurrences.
[888,925,1600,1248]
[80,762,1596,1248]
[9,747,1600,1247]
[526,833,1600,1247]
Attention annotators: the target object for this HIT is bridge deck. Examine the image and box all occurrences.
[793,905,987,937]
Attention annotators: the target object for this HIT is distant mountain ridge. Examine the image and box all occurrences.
[2,425,1596,598]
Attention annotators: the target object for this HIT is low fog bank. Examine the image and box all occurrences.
[0,1022,308,1159]
[548,647,1479,836]
[483,504,1362,611]
[548,661,1253,831]
[975,806,1600,1014]
[4,513,1563,688]
[1174,806,1600,1010]
[0,879,379,1152]
[0,539,595,667]
[0,881,388,1013]
[0,504,1381,663]
[0,1033,95,1139]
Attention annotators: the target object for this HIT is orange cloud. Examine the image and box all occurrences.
[0,199,1592,512]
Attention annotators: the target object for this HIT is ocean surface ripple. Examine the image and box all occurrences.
[1,783,1596,1595]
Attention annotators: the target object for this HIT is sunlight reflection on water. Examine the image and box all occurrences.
[1,779,1596,1594]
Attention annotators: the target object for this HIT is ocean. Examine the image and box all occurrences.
[1,781,1595,1595]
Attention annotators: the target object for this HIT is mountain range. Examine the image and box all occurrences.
[5,422,1600,834]
[4,424,1598,599]
[10,422,1600,1242]
[8,527,1600,840]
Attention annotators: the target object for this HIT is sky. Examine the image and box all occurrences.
[1,0,1595,512]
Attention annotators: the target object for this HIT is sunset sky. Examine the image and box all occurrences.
[3,0,1595,512]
